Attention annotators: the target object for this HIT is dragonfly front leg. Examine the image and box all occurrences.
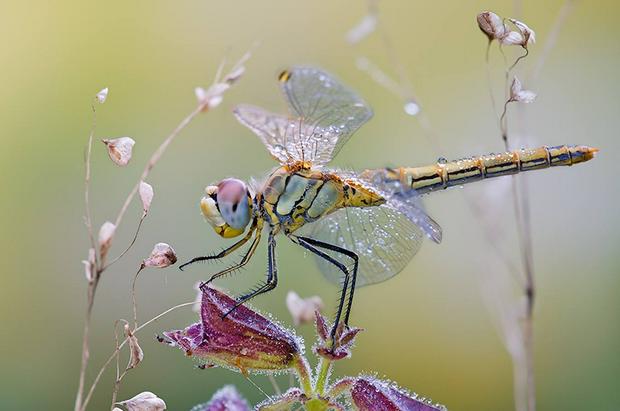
[292,235,358,344]
[223,230,278,318]
[179,219,257,271]
[198,227,262,287]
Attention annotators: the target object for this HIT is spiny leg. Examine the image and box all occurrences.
[179,219,257,271]
[223,231,278,318]
[200,227,262,287]
[293,235,357,343]
[299,236,359,327]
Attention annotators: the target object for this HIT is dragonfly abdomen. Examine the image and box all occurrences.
[364,145,598,195]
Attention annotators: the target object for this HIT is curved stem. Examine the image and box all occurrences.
[131,266,144,330]
[509,48,529,72]
[101,214,146,272]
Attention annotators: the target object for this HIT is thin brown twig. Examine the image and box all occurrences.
[111,320,126,410]
[84,104,98,260]
[75,102,100,411]
[131,266,144,330]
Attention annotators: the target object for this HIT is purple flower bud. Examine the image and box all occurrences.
[314,312,362,361]
[161,286,302,374]
[351,377,447,411]
[190,385,250,411]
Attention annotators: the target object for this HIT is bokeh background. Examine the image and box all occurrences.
[1,1,618,410]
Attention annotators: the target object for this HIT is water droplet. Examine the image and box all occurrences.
[437,157,448,165]
[403,100,420,116]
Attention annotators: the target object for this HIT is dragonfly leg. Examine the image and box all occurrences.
[198,227,262,287]
[222,231,278,318]
[293,235,358,341]
[179,219,257,271]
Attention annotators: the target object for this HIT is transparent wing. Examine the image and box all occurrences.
[298,170,442,287]
[279,67,373,165]
[361,170,443,244]
[233,104,316,164]
[300,205,424,287]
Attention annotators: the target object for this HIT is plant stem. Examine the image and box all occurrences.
[314,357,333,396]
[131,266,144,330]
[75,280,97,411]
[293,356,313,397]
[75,103,99,411]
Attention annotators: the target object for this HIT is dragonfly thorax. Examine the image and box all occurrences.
[260,163,385,235]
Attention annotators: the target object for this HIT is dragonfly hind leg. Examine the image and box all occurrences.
[292,235,359,343]
[222,231,278,318]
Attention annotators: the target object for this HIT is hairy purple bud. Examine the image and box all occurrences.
[351,377,447,411]
[161,286,302,374]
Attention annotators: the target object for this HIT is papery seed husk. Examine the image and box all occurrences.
[118,391,166,411]
[96,87,109,104]
[139,181,154,213]
[102,137,135,166]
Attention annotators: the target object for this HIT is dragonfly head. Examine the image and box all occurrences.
[200,178,252,238]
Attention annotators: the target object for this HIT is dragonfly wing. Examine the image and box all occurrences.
[387,193,442,243]
[300,205,424,287]
[361,172,443,244]
[233,104,313,164]
[278,67,373,165]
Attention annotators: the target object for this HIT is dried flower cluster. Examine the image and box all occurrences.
[477,11,535,49]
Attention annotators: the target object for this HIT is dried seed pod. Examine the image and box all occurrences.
[510,76,537,103]
[117,391,166,411]
[509,18,536,47]
[142,243,177,268]
[477,11,506,41]
[124,324,144,369]
[98,221,116,261]
[102,137,135,166]
[96,87,109,104]
[139,181,154,214]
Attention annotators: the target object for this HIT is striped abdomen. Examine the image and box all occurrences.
[362,145,598,195]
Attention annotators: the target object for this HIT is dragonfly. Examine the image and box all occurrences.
[180,66,597,338]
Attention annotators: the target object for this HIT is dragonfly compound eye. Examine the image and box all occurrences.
[200,178,252,238]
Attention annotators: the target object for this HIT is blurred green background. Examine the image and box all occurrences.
[1,1,618,410]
